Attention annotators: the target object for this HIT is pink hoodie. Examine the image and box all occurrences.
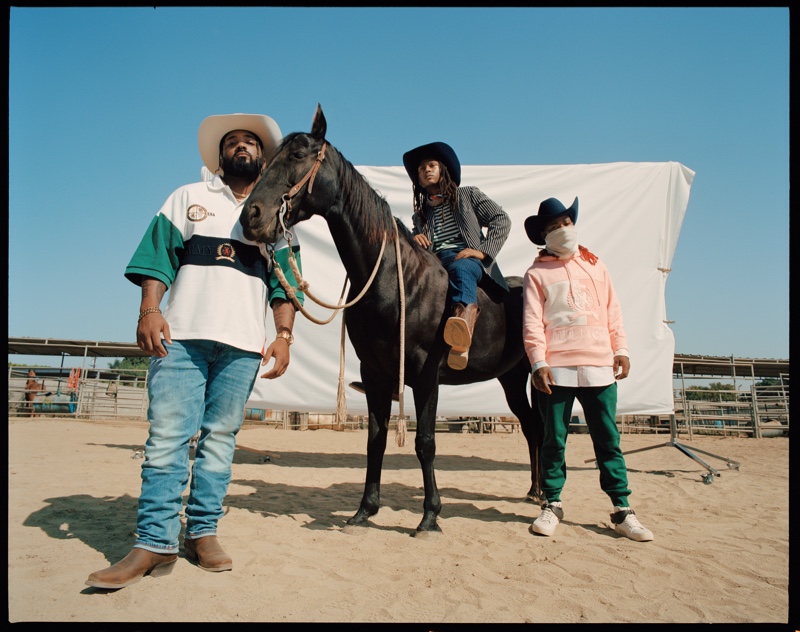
[522,250,627,368]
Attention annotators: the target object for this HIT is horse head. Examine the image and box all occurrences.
[240,104,336,245]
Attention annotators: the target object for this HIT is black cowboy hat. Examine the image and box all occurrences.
[524,197,580,245]
[402,141,461,186]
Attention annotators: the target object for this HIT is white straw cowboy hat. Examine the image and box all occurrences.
[198,113,283,175]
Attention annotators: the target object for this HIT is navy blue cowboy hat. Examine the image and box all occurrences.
[524,197,580,245]
[402,142,461,186]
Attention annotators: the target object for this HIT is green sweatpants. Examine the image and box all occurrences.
[537,382,631,507]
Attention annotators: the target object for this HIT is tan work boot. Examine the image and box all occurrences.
[85,548,177,589]
[184,535,233,572]
[443,303,480,370]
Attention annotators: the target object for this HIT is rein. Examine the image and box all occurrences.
[271,233,407,444]
[268,138,380,321]
[266,143,408,444]
[270,235,386,324]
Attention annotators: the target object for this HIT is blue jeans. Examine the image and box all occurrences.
[133,340,261,554]
[436,248,484,305]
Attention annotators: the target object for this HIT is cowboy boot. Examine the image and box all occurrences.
[184,536,233,572]
[85,548,177,589]
[443,303,480,370]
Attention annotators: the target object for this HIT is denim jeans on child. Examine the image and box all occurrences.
[436,247,484,305]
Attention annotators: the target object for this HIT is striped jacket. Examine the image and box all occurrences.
[412,186,512,301]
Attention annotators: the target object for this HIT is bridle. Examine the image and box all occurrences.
[277,141,328,239]
[265,138,409,444]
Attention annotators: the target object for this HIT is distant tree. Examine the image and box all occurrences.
[109,357,150,373]
[108,357,151,387]
[685,382,737,402]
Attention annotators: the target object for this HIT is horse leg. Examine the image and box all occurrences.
[412,372,443,535]
[346,369,393,528]
[497,359,544,502]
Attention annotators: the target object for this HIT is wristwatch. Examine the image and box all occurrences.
[276,331,294,346]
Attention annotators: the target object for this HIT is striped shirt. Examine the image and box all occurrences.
[411,185,512,299]
[427,202,468,253]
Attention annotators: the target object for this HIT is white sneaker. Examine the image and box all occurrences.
[532,501,563,536]
[611,507,654,542]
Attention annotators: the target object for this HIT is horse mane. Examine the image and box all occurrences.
[330,145,404,246]
[273,133,420,250]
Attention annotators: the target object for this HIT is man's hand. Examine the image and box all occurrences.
[262,298,296,379]
[137,313,171,357]
[532,366,555,394]
[137,279,169,356]
[614,355,631,380]
[260,337,290,379]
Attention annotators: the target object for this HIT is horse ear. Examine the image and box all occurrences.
[310,103,327,140]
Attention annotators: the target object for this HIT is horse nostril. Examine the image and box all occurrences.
[249,203,262,221]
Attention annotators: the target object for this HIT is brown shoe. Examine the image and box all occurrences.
[447,348,470,371]
[85,548,177,589]
[184,536,232,572]
[444,303,480,370]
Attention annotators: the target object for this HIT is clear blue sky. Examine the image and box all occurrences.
[8,7,789,368]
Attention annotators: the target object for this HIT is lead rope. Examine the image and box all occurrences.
[270,229,407,447]
[394,231,407,447]
[270,235,386,324]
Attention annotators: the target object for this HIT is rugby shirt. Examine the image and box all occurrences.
[125,174,304,355]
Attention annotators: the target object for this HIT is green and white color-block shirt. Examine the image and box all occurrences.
[125,174,303,354]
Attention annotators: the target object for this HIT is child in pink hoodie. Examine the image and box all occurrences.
[522,196,653,542]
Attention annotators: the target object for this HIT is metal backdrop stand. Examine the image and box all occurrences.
[585,414,741,484]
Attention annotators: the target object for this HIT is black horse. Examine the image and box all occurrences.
[241,104,542,535]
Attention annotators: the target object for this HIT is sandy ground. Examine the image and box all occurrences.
[7,417,791,625]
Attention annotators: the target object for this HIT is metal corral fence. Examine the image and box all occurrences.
[8,366,789,438]
[618,375,790,439]
[8,366,149,420]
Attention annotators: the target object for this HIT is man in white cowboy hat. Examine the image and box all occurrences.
[403,141,511,370]
[522,196,653,542]
[86,113,305,590]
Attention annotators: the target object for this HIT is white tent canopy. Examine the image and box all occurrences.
[249,161,694,418]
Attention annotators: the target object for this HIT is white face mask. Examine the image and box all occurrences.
[544,225,579,259]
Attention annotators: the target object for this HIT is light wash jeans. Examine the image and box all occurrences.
[133,340,261,554]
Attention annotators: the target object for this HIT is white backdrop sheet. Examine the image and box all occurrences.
[248,161,694,418]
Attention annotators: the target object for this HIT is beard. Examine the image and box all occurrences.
[221,153,262,180]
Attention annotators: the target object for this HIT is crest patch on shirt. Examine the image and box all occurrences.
[567,282,599,321]
[187,204,208,222]
[216,243,236,262]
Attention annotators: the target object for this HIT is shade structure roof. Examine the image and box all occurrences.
[8,337,788,380]
[8,336,150,358]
